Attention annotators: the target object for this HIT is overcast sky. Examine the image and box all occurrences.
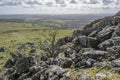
[0,0,120,14]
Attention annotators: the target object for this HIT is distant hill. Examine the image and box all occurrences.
[0,14,113,29]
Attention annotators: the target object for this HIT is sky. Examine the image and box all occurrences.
[0,0,120,14]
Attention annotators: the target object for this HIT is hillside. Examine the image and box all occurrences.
[0,14,112,29]
[0,11,120,80]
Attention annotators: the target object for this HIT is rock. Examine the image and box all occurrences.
[79,48,94,53]
[111,16,120,25]
[43,65,67,80]
[82,50,107,58]
[18,42,38,51]
[88,30,99,37]
[115,11,120,16]
[3,59,14,68]
[56,45,71,54]
[40,61,48,67]
[29,49,36,53]
[60,49,76,60]
[54,54,73,68]
[98,39,113,50]
[49,75,59,80]
[5,57,37,80]
[0,77,4,80]
[63,72,70,79]
[93,62,111,69]
[81,50,108,62]
[73,36,97,48]
[107,46,120,52]
[112,67,120,73]
[111,37,120,45]
[0,47,6,52]
[73,54,83,68]
[96,25,115,42]
[47,58,54,65]
[31,68,47,80]
[14,57,35,75]
[55,36,73,46]
[83,16,112,35]
[98,37,120,50]
[85,58,96,67]
[10,52,19,61]
[95,73,106,79]
[18,66,41,80]
[94,62,106,67]
[70,51,76,60]
[75,58,96,68]
[112,59,120,67]
[29,66,40,74]
[56,58,73,68]
[81,73,90,80]
[72,29,87,37]
[4,68,15,76]
[112,24,120,37]
[49,65,65,75]
[17,51,24,58]
[24,78,32,80]
[107,46,120,59]
[0,78,3,80]
[36,53,48,61]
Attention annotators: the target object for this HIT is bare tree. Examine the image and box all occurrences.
[38,29,58,57]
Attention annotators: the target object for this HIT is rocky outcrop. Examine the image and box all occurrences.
[115,11,120,16]
[0,47,6,52]
[1,11,120,80]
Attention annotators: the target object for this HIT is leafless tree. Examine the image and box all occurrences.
[38,29,58,57]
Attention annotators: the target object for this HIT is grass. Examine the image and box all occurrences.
[0,22,73,70]
[0,22,48,33]
[65,67,120,80]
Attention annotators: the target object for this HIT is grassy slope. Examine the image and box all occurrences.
[0,22,73,70]
[0,22,120,80]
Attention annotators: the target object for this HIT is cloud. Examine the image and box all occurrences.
[83,0,100,4]
[69,0,77,4]
[0,0,119,9]
[55,0,65,4]
[25,0,42,5]
[46,2,53,7]
[0,0,22,6]
[102,0,113,5]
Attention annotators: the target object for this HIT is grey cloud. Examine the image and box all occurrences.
[55,0,65,4]
[25,0,42,5]
[0,0,119,9]
[69,0,77,4]
[83,0,99,4]
[0,1,22,6]
[0,3,4,6]
[60,4,67,7]
[113,0,120,5]
[102,0,113,5]
[46,2,53,7]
